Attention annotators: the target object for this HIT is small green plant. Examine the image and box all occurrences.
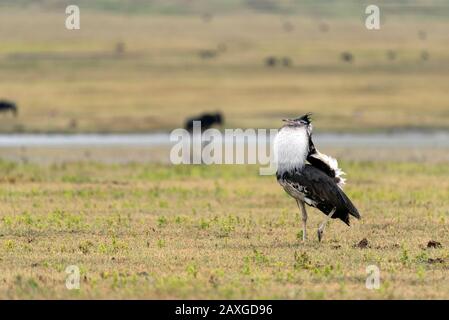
[293,251,312,270]
[198,218,210,230]
[313,264,334,278]
[159,200,169,208]
[98,243,108,254]
[241,257,251,275]
[416,266,426,282]
[186,263,198,278]
[111,236,128,253]
[4,240,15,251]
[78,240,94,255]
[175,216,185,224]
[157,239,165,248]
[157,216,168,227]
[252,250,269,265]
[400,247,410,265]
[415,251,429,263]
[1,216,13,227]
[21,211,34,226]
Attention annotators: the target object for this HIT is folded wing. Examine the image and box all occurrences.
[307,138,346,189]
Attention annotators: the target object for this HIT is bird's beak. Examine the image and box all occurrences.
[282,118,295,124]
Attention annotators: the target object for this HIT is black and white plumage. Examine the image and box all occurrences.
[274,114,360,241]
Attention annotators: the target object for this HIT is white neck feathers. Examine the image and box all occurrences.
[273,126,309,173]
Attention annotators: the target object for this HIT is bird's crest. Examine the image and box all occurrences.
[294,113,312,124]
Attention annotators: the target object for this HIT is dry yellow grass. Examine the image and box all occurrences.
[0,9,448,132]
[0,161,447,299]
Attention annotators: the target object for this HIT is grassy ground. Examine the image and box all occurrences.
[0,160,447,299]
[0,8,449,132]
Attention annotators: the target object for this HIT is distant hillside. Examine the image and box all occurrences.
[1,0,449,18]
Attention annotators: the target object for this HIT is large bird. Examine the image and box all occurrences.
[273,114,360,242]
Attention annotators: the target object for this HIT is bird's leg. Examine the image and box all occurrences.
[317,208,336,242]
[296,200,307,241]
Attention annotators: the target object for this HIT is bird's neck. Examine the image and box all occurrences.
[274,126,309,175]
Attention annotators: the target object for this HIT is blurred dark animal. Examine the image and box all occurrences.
[198,50,217,59]
[421,50,429,61]
[217,43,227,53]
[265,56,292,68]
[282,21,294,32]
[68,118,78,130]
[265,56,277,67]
[0,100,18,117]
[319,22,329,33]
[386,50,396,61]
[418,30,427,40]
[282,57,292,67]
[115,42,126,55]
[341,52,354,63]
[185,112,224,132]
[201,13,213,23]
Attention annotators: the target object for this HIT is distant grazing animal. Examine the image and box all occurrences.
[281,57,292,67]
[115,42,126,55]
[217,43,227,53]
[198,50,217,60]
[274,114,360,242]
[386,50,396,61]
[0,100,18,117]
[185,112,224,132]
[319,22,329,33]
[421,50,429,61]
[341,52,354,63]
[282,21,294,32]
[68,118,78,130]
[265,56,292,68]
[418,30,427,40]
[201,13,213,23]
[265,56,277,67]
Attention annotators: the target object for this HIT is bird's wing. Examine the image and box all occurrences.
[285,165,360,221]
[306,139,346,188]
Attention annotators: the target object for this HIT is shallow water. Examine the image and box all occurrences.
[0,131,447,164]
[0,131,447,148]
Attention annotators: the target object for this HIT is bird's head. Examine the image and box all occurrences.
[282,113,313,131]
[282,113,312,126]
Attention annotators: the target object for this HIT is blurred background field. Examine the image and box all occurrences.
[0,0,449,133]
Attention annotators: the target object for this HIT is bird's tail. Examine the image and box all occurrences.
[338,188,361,223]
